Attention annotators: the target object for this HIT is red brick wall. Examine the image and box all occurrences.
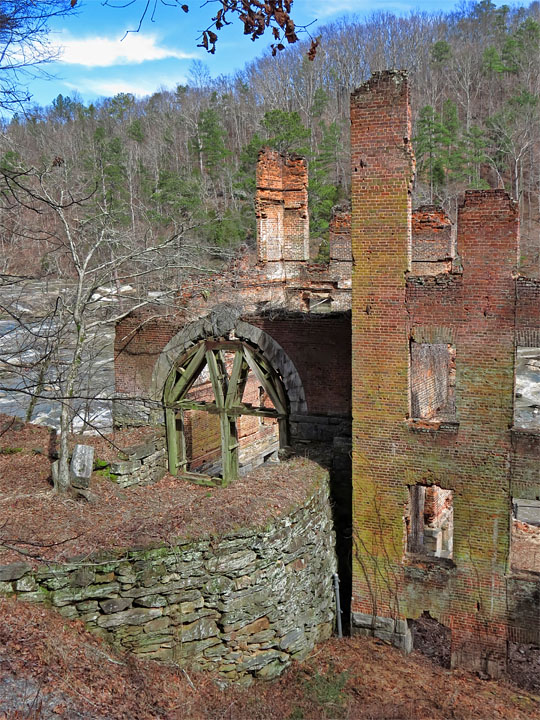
[115,311,181,400]
[251,314,351,417]
[412,206,453,275]
[350,71,519,676]
[350,68,413,620]
[116,310,351,420]
[255,148,309,268]
[412,206,453,261]
[329,204,352,262]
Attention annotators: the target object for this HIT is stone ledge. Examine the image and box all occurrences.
[351,612,412,653]
[406,419,459,433]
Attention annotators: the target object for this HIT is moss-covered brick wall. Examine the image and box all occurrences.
[0,474,336,683]
[350,71,520,678]
[350,69,414,646]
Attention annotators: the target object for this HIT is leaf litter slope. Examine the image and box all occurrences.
[0,414,319,564]
[0,596,539,720]
[1,416,539,717]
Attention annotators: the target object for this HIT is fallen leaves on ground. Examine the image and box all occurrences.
[1,597,539,720]
[0,414,320,566]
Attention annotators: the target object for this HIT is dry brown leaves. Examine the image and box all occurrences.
[1,596,539,720]
[0,414,318,566]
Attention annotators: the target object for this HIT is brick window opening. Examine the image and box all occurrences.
[410,341,456,421]
[514,347,540,431]
[406,485,453,559]
[510,498,540,574]
[308,294,333,313]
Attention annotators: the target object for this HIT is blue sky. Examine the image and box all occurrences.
[25,0,514,108]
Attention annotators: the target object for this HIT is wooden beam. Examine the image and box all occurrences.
[165,407,178,474]
[168,343,206,402]
[224,350,245,409]
[176,400,220,413]
[206,349,225,408]
[177,410,187,472]
[177,470,220,487]
[227,404,282,418]
[204,339,243,352]
[243,346,286,416]
[254,352,289,416]
[221,414,238,486]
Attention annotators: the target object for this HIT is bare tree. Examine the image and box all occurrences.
[0,152,226,493]
[0,1,79,110]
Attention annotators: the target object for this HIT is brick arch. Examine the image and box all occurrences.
[150,304,307,415]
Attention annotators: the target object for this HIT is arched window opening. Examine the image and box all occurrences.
[163,339,289,486]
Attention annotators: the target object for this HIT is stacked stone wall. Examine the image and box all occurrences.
[0,475,336,682]
[93,432,167,488]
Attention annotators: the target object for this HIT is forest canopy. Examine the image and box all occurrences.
[2,0,540,274]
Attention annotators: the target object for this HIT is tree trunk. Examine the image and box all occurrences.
[55,319,85,492]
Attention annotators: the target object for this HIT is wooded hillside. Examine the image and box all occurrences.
[2,0,540,277]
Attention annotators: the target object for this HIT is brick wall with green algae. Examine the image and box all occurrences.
[350,71,518,678]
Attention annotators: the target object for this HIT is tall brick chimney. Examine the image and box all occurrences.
[350,69,415,639]
[255,147,309,280]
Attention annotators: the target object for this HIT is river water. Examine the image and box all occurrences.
[0,281,539,433]
[0,280,115,432]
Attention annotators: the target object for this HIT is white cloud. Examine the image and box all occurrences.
[302,0,413,19]
[63,75,183,98]
[57,32,197,67]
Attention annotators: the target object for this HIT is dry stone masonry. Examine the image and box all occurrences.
[0,473,336,682]
[95,432,167,488]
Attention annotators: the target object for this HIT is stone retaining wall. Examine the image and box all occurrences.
[96,432,167,488]
[0,475,336,682]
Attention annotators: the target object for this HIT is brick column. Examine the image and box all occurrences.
[448,190,518,676]
[329,202,352,286]
[255,148,309,280]
[350,71,415,643]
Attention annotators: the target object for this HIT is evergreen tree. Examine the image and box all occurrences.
[262,110,311,155]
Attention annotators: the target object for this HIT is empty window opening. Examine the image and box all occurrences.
[163,340,287,485]
[407,484,453,559]
[410,611,451,668]
[514,347,540,430]
[309,294,333,314]
[410,341,456,421]
[510,498,540,574]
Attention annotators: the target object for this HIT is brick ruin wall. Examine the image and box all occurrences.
[115,312,352,473]
[255,148,310,279]
[350,70,540,676]
[112,76,540,677]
